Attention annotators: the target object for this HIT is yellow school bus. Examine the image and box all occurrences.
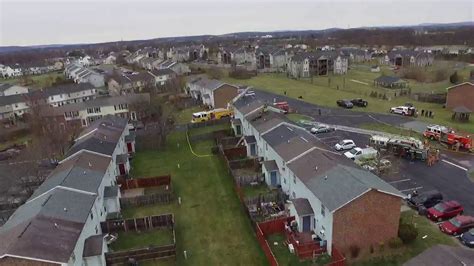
[191,108,233,123]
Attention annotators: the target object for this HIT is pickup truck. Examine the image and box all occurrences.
[351,98,368,107]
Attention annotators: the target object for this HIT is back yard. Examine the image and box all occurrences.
[122,125,267,265]
[223,65,474,133]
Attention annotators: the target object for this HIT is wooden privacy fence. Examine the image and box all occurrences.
[256,224,279,266]
[120,192,173,207]
[105,244,176,265]
[244,193,280,206]
[328,246,346,266]
[101,214,174,234]
[118,175,171,190]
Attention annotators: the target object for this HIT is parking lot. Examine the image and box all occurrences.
[308,126,474,215]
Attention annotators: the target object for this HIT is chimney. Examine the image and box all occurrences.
[324,175,328,180]
[64,208,68,212]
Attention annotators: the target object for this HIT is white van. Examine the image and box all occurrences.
[344,147,378,160]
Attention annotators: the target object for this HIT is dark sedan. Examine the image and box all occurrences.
[351,98,368,107]
[336,99,353,109]
[461,229,474,248]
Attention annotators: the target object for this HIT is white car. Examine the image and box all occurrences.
[390,106,414,116]
[334,139,356,151]
[310,124,334,134]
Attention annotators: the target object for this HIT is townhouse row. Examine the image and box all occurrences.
[0,115,135,265]
[231,93,405,253]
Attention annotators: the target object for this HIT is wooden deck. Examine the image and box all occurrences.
[285,230,326,260]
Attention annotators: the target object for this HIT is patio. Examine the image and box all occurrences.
[285,227,327,260]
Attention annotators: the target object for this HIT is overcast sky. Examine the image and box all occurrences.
[0,0,472,46]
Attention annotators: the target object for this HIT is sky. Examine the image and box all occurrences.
[0,0,472,46]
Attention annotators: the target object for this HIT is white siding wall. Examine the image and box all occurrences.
[288,170,334,253]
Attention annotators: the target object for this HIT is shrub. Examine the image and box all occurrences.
[401,67,427,82]
[388,237,403,249]
[369,245,374,254]
[449,71,460,84]
[349,244,360,258]
[398,223,418,244]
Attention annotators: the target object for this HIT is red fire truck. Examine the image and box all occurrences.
[423,125,472,150]
[273,101,290,113]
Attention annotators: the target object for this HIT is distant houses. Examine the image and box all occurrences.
[380,50,434,67]
[187,77,239,109]
[287,51,348,79]
[64,63,105,88]
[40,93,150,127]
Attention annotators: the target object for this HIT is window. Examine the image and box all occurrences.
[90,213,94,220]
[87,108,94,114]
[293,174,296,184]
[292,192,296,199]
[321,203,325,217]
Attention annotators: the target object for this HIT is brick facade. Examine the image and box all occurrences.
[446,83,474,112]
[332,189,401,253]
[213,84,238,109]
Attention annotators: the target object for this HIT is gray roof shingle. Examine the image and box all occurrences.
[291,198,314,216]
[288,149,404,212]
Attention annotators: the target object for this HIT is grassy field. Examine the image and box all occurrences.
[223,70,474,133]
[1,72,64,88]
[173,106,201,124]
[188,123,230,136]
[110,229,175,251]
[123,126,267,266]
[352,210,458,266]
[359,123,422,138]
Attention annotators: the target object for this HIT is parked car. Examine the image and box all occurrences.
[439,216,474,236]
[427,201,464,222]
[310,124,334,134]
[351,98,368,107]
[407,190,443,213]
[344,147,378,160]
[336,99,353,109]
[390,106,416,116]
[334,139,356,151]
[460,229,474,248]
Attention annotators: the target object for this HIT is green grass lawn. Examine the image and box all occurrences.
[1,72,64,88]
[359,123,422,138]
[286,113,313,124]
[110,229,175,251]
[188,123,230,136]
[124,128,267,266]
[174,106,202,124]
[223,72,473,133]
[0,134,31,150]
[352,210,458,266]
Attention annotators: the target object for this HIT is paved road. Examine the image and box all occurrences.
[254,89,412,127]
